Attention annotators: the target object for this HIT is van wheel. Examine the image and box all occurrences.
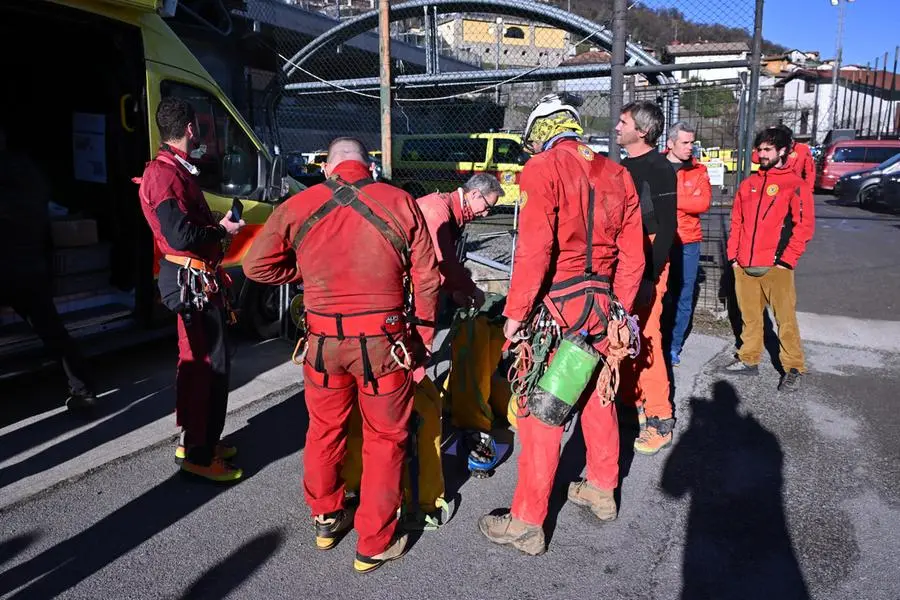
[241,282,282,339]
[403,182,426,198]
[857,185,877,209]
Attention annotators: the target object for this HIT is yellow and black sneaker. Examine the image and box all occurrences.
[175,443,237,462]
[353,533,409,574]
[315,508,355,550]
[180,457,243,483]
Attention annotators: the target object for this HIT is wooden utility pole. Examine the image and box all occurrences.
[379,0,392,179]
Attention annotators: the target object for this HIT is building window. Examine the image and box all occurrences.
[800,109,810,135]
[504,26,525,39]
[805,80,815,94]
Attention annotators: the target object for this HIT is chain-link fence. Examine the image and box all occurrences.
[250,0,763,316]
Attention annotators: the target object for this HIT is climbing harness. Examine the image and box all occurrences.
[166,255,237,325]
[285,175,418,386]
[504,144,641,421]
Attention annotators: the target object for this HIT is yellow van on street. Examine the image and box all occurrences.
[0,0,291,363]
[391,133,529,206]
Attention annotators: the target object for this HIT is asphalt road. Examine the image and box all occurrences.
[1,192,899,599]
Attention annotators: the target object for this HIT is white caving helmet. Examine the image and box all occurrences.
[523,93,583,146]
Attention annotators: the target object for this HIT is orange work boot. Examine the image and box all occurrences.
[175,443,237,462]
[180,457,243,483]
[633,417,675,455]
[478,512,545,556]
[567,480,617,521]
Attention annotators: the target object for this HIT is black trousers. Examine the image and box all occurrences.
[0,278,94,397]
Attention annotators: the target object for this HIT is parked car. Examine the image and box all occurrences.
[584,136,627,160]
[881,169,900,209]
[815,139,900,192]
[834,152,900,208]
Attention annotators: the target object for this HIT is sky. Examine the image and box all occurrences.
[639,0,898,68]
[761,0,899,66]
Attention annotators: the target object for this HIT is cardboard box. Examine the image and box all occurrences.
[53,243,112,276]
[51,219,99,248]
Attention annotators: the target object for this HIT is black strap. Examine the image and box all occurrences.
[585,185,595,276]
[359,335,378,394]
[314,336,326,372]
[334,313,345,341]
[291,177,409,268]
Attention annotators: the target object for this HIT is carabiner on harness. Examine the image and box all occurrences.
[291,336,309,366]
[391,339,412,370]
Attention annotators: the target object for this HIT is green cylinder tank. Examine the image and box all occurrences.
[527,329,601,427]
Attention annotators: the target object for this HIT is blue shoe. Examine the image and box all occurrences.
[670,353,681,367]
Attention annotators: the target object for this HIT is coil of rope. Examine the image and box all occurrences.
[507,327,556,418]
[595,318,634,407]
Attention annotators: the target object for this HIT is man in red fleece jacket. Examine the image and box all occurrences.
[723,126,815,392]
[416,172,504,310]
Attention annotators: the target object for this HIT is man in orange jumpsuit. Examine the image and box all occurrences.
[479,94,645,556]
[616,101,679,455]
[243,138,440,574]
[137,97,245,483]
[416,172,503,309]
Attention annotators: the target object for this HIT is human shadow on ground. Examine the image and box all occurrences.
[0,532,39,569]
[0,339,294,493]
[0,391,308,600]
[661,381,810,600]
[177,528,285,600]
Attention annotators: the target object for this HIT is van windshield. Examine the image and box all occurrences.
[400,138,488,163]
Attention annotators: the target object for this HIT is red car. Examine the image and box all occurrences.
[816,139,900,192]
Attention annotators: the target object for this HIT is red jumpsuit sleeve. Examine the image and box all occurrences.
[679,168,712,215]
[802,149,816,186]
[408,200,441,348]
[242,203,302,285]
[727,184,745,263]
[435,221,477,297]
[778,185,815,268]
[503,161,557,322]
[614,172,646,312]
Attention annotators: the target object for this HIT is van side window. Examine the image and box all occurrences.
[831,147,866,163]
[400,138,489,163]
[492,139,522,164]
[160,81,258,197]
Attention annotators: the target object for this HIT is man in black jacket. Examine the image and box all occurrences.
[0,125,97,413]
[615,101,678,455]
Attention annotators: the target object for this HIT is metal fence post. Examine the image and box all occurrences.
[608,0,627,162]
[742,0,764,179]
[867,56,880,137]
[379,0,392,180]
[736,72,748,188]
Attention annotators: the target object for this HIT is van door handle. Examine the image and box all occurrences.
[120,94,136,133]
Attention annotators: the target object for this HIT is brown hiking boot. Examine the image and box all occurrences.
[567,480,617,521]
[353,533,409,574]
[478,512,545,556]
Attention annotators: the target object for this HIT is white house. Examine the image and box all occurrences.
[776,67,900,144]
[664,42,751,82]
